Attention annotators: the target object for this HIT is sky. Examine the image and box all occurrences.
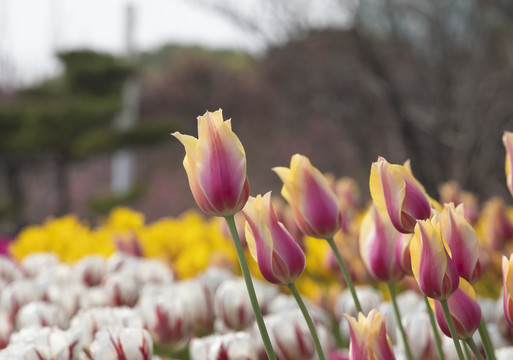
[0,0,262,86]
[0,0,352,87]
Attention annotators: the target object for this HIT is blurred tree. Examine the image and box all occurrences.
[0,50,173,233]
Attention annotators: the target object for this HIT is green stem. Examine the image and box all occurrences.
[288,283,326,360]
[478,320,496,360]
[463,341,472,360]
[387,283,414,360]
[466,337,485,360]
[225,215,277,360]
[440,299,465,360]
[423,295,445,360]
[326,237,362,313]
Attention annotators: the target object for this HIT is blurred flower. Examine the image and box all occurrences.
[274,154,341,239]
[113,233,144,257]
[369,157,431,234]
[398,312,439,360]
[75,255,108,287]
[434,278,482,339]
[15,301,68,330]
[263,310,332,360]
[90,327,152,360]
[394,232,413,276]
[5,326,82,360]
[410,219,459,300]
[479,198,513,251]
[345,309,395,360]
[502,254,513,326]
[0,257,23,284]
[438,181,479,224]
[436,203,481,283]
[503,131,513,198]
[214,278,257,331]
[102,272,139,307]
[242,192,305,285]
[1,279,43,322]
[272,197,305,250]
[172,109,249,217]
[359,205,404,282]
[142,297,188,349]
[189,332,259,360]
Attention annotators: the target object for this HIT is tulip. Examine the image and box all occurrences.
[345,309,396,360]
[438,181,479,224]
[242,192,305,285]
[262,310,332,360]
[410,219,459,300]
[190,332,259,360]
[172,109,249,217]
[481,198,513,251]
[436,203,481,283]
[15,301,68,330]
[395,232,413,276]
[273,154,341,239]
[75,256,107,287]
[214,278,259,331]
[144,298,188,349]
[102,272,139,307]
[359,205,404,282]
[434,279,482,340]
[369,157,431,234]
[503,131,513,198]
[503,255,513,326]
[90,327,153,360]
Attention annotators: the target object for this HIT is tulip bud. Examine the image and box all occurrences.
[173,109,250,217]
[345,309,396,360]
[75,256,107,287]
[16,301,68,330]
[90,327,153,360]
[143,298,188,349]
[481,198,513,251]
[436,203,481,283]
[171,280,215,335]
[189,332,259,360]
[102,272,139,307]
[359,205,404,282]
[242,192,306,285]
[503,131,513,198]
[21,253,60,278]
[398,312,439,360]
[262,310,332,360]
[410,219,459,300]
[369,157,431,234]
[395,232,413,276]
[503,255,513,326]
[434,279,482,339]
[273,154,342,239]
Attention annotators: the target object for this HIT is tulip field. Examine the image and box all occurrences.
[2,110,513,359]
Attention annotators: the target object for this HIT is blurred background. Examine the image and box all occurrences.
[1,0,513,235]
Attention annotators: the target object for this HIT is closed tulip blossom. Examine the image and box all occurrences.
[273,154,342,239]
[172,109,249,217]
[395,232,413,276]
[503,131,513,198]
[242,192,305,285]
[345,310,396,360]
[370,157,431,234]
[359,205,404,282]
[90,327,153,360]
[436,203,481,283]
[142,298,189,349]
[503,255,513,326]
[410,219,459,300]
[434,279,482,340]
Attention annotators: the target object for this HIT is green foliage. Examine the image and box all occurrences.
[88,184,145,215]
[58,50,134,95]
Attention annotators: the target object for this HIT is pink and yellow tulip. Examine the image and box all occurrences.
[433,279,482,340]
[242,192,305,285]
[274,154,341,239]
[410,219,459,300]
[172,109,249,217]
[503,131,513,198]
[436,203,481,283]
[502,255,513,326]
[369,157,431,234]
[359,205,404,282]
[345,310,396,360]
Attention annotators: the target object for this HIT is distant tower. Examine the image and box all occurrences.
[111,3,139,195]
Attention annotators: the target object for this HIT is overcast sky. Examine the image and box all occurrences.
[0,0,351,87]
[0,0,263,86]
